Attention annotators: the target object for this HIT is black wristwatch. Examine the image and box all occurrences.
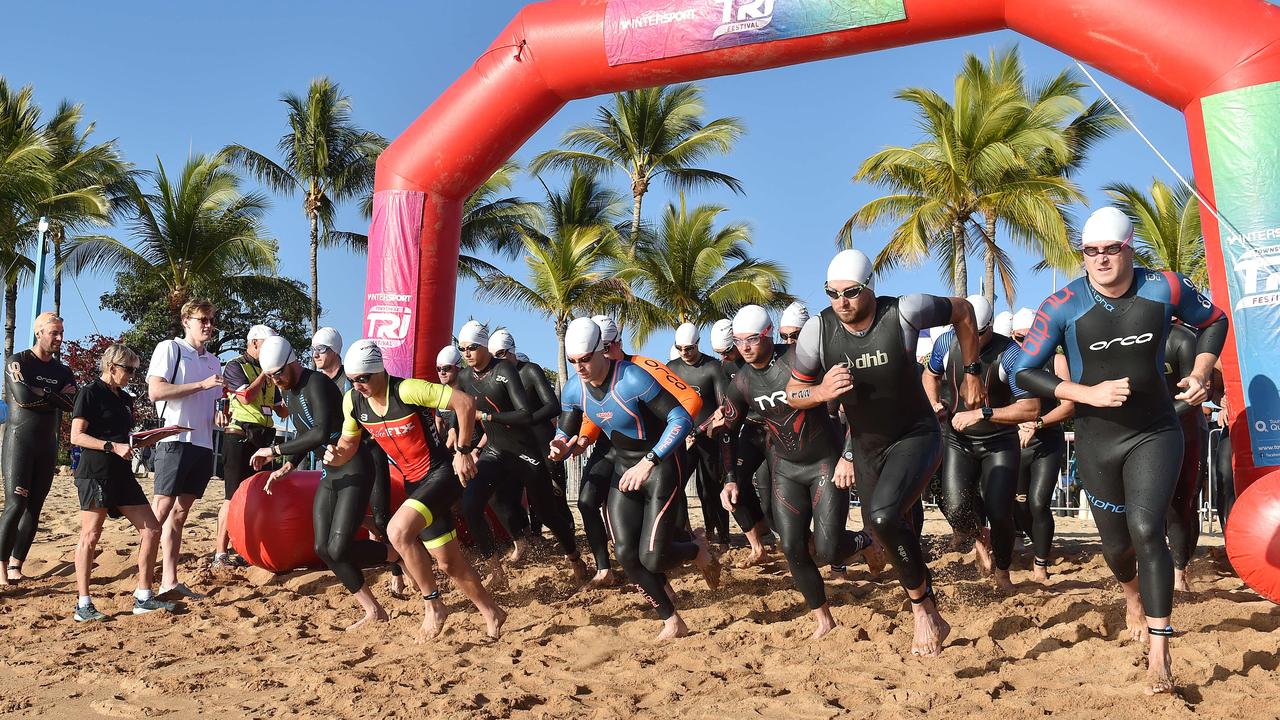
[981,406,993,420]
[962,361,982,376]
[643,451,659,464]
[842,450,854,462]
[103,441,115,454]
[1034,416,1045,430]
[457,444,474,455]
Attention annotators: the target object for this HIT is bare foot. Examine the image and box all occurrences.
[585,569,619,589]
[862,534,888,576]
[1145,642,1175,695]
[345,608,389,632]
[737,545,769,569]
[992,568,1016,593]
[567,556,589,584]
[910,602,950,657]
[692,530,721,590]
[1173,567,1191,593]
[508,539,528,563]
[482,605,507,639]
[418,599,450,640]
[1032,561,1050,584]
[1125,599,1146,643]
[811,608,837,640]
[389,575,407,599]
[973,532,993,576]
[656,614,689,641]
[487,563,509,592]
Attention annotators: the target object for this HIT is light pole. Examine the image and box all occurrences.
[27,216,50,346]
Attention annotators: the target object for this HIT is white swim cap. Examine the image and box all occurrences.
[247,324,277,343]
[916,335,934,359]
[311,326,343,355]
[592,315,620,344]
[1012,308,1036,333]
[993,310,1013,337]
[488,328,515,354]
[966,295,994,331]
[436,345,462,367]
[457,320,489,347]
[675,322,700,346]
[780,301,810,329]
[565,317,602,355]
[344,339,385,375]
[732,305,773,336]
[1081,206,1133,246]
[710,319,734,353]
[826,249,873,285]
[668,345,680,361]
[258,336,294,373]
[515,352,530,363]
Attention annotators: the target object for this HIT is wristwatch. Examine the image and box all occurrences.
[103,441,114,454]
[962,361,982,376]
[457,444,475,455]
[981,407,994,420]
[842,450,854,462]
[643,451,659,464]
[1034,416,1045,430]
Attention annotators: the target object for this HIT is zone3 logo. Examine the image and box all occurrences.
[1088,332,1154,351]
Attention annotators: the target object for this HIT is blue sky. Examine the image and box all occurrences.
[1,2,1195,366]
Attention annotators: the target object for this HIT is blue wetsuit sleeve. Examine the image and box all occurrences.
[927,331,953,374]
[633,367,692,459]
[1166,272,1228,357]
[1015,299,1067,399]
[555,378,583,440]
[1000,342,1033,399]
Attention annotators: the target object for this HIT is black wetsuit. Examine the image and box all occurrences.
[457,358,576,558]
[668,354,732,543]
[720,356,771,534]
[274,368,384,593]
[721,345,871,609]
[558,360,697,620]
[514,357,573,537]
[1012,354,1068,563]
[928,330,1032,571]
[1163,324,1207,570]
[1,350,76,566]
[792,295,954,593]
[1016,269,1227,619]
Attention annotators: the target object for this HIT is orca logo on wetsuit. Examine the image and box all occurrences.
[1088,333,1155,351]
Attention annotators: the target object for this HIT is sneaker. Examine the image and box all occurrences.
[158,583,206,600]
[133,597,176,615]
[74,603,108,622]
[227,553,249,569]
[210,553,230,570]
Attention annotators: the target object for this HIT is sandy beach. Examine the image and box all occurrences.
[1,470,1276,719]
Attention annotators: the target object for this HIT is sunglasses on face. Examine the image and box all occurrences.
[676,344,697,353]
[267,367,289,381]
[824,284,865,300]
[113,363,139,375]
[567,352,596,366]
[437,365,457,373]
[350,374,374,384]
[1082,244,1126,257]
[780,331,801,342]
[732,334,765,348]
[311,344,332,355]
[187,316,215,326]
[460,344,483,353]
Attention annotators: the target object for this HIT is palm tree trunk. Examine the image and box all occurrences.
[309,211,320,332]
[983,214,997,307]
[4,278,18,360]
[53,226,63,318]
[629,175,647,244]
[953,220,968,296]
[555,316,569,394]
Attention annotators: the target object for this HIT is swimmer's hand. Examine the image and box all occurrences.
[453,449,477,485]
[720,481,739,512]
[619,457,655,492]
[1082,378,1130,408]
[1174,374,1208,407]
[263,462,294,495]
[548,436,575,462]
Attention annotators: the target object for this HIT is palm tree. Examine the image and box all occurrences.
[476,171,629,387]
[841,48,1117,306]
[223,77,385,331]
[1106,179,1206,286]
[457,160,543,282]
[530,83,745,244]
[615,199,790,346]
[62,152,290,335]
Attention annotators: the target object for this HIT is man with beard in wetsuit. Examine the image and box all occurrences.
[453,321,586,587]
[787,249,987,657]
[668,323,732,546]
[551,318,719,640]
[924,295,1040,592]
[718,305,883,639]
[1014,207,1227,694]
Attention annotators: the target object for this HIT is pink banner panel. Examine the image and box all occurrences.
[362,189,425,378]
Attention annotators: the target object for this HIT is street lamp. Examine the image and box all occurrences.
[28,216,51,346]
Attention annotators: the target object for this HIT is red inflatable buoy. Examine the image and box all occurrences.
[227,470,326,572]
[1225,468,1280,605]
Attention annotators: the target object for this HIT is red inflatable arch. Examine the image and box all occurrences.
[363,0,1280,499]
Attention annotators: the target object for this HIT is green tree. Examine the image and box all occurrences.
[530,83,745,244]
[615,199,790,346]
[457,160,543,282]
[1105,179,1206,286]
[223,77,385,331]
[475,171,629,387]
[0,78,53,360]
[62,152,291,339]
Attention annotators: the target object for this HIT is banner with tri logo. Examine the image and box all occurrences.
[1202,81,1280,466]
[604,0,906,66]
[362,190,423,378]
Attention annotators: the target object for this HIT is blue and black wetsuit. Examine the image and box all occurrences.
[1016,269,1226,618]
[558,360,697,620]
[1163,323,1208,571]
[928,329,1034,572]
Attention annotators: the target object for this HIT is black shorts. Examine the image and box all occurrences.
[403,463,463,550]
[220,425,275,500]
[153,442,214,498]
[76,463,149,518]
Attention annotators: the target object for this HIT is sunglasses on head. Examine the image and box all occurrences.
[113,363,139,375]
[567,352,596,366]
[1082,243,1127,257]
[824,284,866,300]
[460,343,483,353]
[780,331,801,342]
[732,334,765,348]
